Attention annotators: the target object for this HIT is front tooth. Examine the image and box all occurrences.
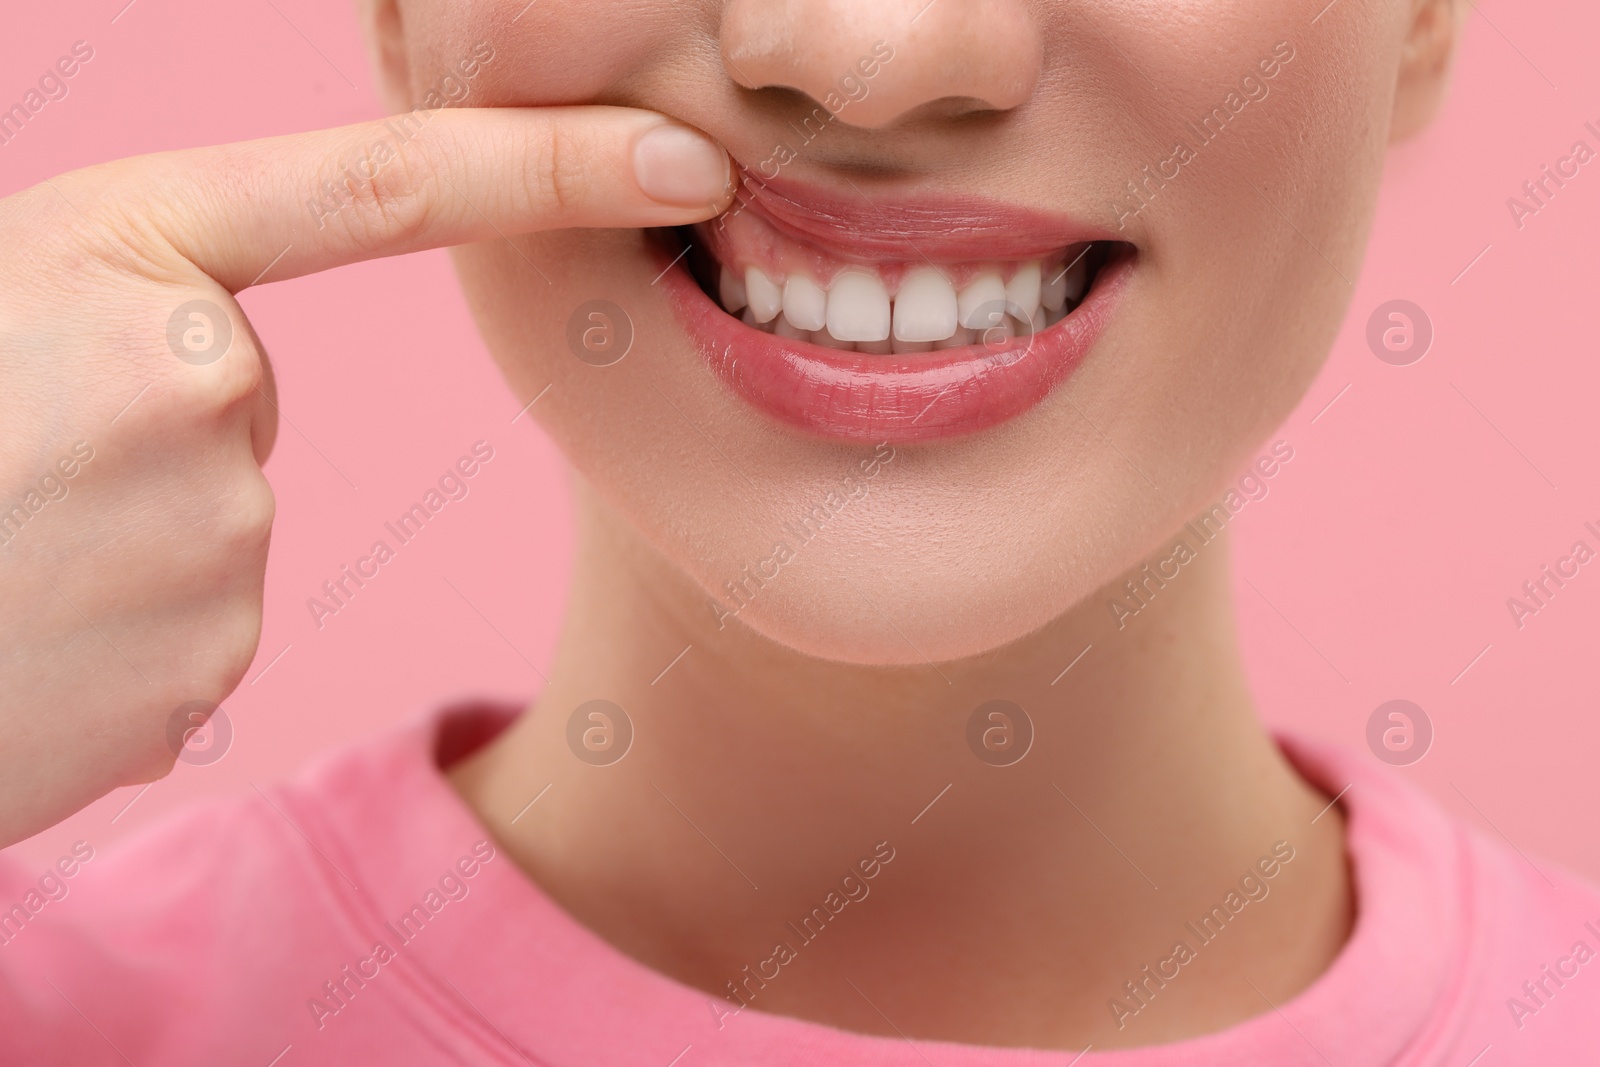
[892,267,958,342]
[826,270,891,342]
[744,266,783,323]
[782,274,828,331]
[957,272,1007,330]
[719,266,747,313]
[892,337,934,353]
[1005,261,1042,323]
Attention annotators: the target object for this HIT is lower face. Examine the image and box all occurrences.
[428,0,1406,665]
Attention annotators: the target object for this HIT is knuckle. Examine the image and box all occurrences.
[215,600,266,683]
[177,466,275,567]
[330,145,436,252]
[8,168,177,290]
[218,472,276,551]
[531,121,591,219]
[64,162,203,284]
[162,326,264,418]
[139,607,263,780]
[217,339,266,406]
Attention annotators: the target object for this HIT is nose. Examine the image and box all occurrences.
[719,0,1042,129]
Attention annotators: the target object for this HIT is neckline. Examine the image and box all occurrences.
[295,703,1478,1065]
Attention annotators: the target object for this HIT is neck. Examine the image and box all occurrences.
[450,478,1352,1048]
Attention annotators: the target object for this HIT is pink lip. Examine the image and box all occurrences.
[659,240,1131,444]
[724,174,1120,261]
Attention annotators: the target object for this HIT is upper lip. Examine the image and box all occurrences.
[724,171,1122,263]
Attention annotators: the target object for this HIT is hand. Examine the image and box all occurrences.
[0,106,732,848]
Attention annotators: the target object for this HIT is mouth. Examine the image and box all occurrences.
[656,176,1134,443]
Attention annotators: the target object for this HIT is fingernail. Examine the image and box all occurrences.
[633,123,730,207]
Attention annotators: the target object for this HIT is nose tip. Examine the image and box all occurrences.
[720,0,1042,129]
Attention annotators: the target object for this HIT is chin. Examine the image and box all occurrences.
[705,571,1074,667]
[656,448,1154,667]
[450,160,1326,671]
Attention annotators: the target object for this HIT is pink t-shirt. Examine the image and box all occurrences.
[2,703,1597,1064]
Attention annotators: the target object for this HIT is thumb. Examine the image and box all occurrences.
[94,106,734,292]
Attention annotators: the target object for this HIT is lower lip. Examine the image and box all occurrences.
[660,248,1130,443]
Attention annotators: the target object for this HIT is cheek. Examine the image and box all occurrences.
[451,229,783,561]
[1084,0,1401,462]
[437,0,1412,664]
[400,0,679,106]
[450,229,671,452]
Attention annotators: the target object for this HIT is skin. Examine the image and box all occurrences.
[0,112,736,845]
[420,0,1461,1047]
[0,0,1462,1051]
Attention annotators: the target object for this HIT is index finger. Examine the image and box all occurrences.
[95,106,734,292]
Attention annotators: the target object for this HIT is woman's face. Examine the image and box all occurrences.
[372,0,1430,664]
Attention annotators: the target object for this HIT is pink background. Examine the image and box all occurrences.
[4,1,1598,884]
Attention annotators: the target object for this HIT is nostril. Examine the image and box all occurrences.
[719,0,1041,130]
[721,40,900,125]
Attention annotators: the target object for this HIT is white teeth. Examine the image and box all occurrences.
[781,274,828,331]
[826,270,891,342]
[1005,261,1042,324]
[934,327,977,349]
[892,267,959,342]
[719,267,747,314]
[744,266,783,323]
[957,272,1007,330]
[720,251,1097,344]
[975,314,1014,347]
